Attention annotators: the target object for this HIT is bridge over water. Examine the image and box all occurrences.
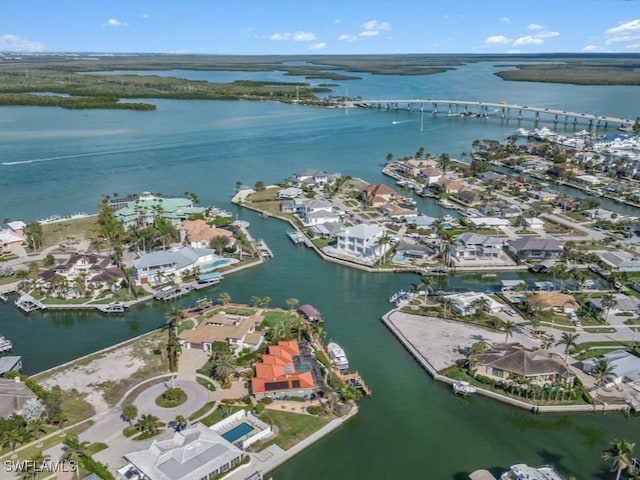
[343,99,634,129]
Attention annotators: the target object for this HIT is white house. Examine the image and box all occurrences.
[451,233,504,261]
[298,199,338,226]
[276,187,303,199]
[0,229,26,249]
[445,292,504,316]
[291,168,335,189]
[582,350,640,385]
[132,245,216,285]
[596,251,640,272]
[467,217,512,229]
[525,217,545,230]
[335,224,386,259]
[419,167,442,185]
[121,423,243,480]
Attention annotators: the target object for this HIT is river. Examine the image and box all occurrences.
[0,60,639,479]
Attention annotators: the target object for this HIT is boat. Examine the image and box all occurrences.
[389,290,407,303]
[327,342,349,371]
[0,336,13,353]
[97,301,127,314]
[513,128,530,138]
[452,380,476,396]
[501,464,564,480]
[437,199,454,209]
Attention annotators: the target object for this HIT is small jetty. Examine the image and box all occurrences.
[256,239,273,258]
[0,336,13,354]
[15,293,46,313]
[153,285,194,301]
[340,371,372,396]
[96,302,127,314]
[287,230,306,244]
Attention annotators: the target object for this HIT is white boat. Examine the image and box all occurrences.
[437,199,454,208]
[327,342,349,371]
[452,380,476,395]
[513,128,530,138]
[501,464,564,480]
[0,336,13,353]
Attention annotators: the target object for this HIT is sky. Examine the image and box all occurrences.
[1,0,640,55]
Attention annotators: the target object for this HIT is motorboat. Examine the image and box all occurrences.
[452,380,477,395]
[327,342,349,371]
[501,464,564,480]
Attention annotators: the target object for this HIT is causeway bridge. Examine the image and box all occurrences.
[342,99,634,129]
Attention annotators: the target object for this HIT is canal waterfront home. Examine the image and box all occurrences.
[38,253,125,290]
[360,183,397,207]
[334,224,387,260]
[506,237,564,262]
[276,186,303,199]
[582,350,640,386]
[250,340,318,400]
[121,423,244,480]
[445,292,504,316]
[112,192,206,230]
[451,233,504,261]
[132,245,216,285]
[179,219,235,249]
[289,168,336,189]
[180,310,265,354]
[0,228,26,249]
[595,250,640,272]
[471,347,575,387]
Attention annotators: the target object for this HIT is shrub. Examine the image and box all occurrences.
[254,403,265,415]
[306,405,322,415]
[260,397,273,405]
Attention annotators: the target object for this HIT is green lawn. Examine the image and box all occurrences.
[261,310,299,329]
[201,405,242,427]
[259,409,330,450]
[188,401,217,421]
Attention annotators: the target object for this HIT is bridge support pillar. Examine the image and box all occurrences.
[518,110,522,120]
[535,111,540,122]
[588,119,593,128]
[408,103,413,112]
[501,107,506,119]
[565,115,569,124]
[464,105,469,115]
[432,103,438,114]
[604,121,608,128]
[554,114,558,123]
[448,104,452,115]
[573,117,578,125]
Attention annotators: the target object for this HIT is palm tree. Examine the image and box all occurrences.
[502,320,516,343]
[593,358,616,388]
[2,429,23,451]
[556,332,580,362]
[25,450,50,480]
[217,292,231,306]
[260,296,272,307]
[286,297,299,311]
[602,439,635,480]
[173,414,187,432]
[165,305,183,327]
[210,352,237,382]
[135,414,162,435]
[122,404,138,426]
[600,294,618,323]
[28,418,46,439]
[60,434,90,480]
[250,296,261,307]
[441,297,452,319]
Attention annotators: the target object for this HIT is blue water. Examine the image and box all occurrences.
[393,255,406,262]
[202,259,233,270]
[295,364,311,373]
[222,422,253,443]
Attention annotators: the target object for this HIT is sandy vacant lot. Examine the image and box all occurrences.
[41,346,145,413]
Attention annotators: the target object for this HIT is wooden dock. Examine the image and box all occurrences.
[340,371,372,396]
[256,239,273,258]
[15,293,46,312]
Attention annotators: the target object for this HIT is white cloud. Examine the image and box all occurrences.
[361,20,391,31]
[103,18,127,27]
[513,35,544,46]
[334,18,342,24]
[625,43,640,50]
[359,30,379,37]
[500,17,510,23]
[141,14,150,19]
[527,23,544,31]
[535,31,559,39]
[309,42,327,50]
[292,31,316,42]
[268,32,291,41]
[582,44,603,52]
[338,34,357,42]
[604,19,640,45]
[485,35,512,45]
[0,34,45,52]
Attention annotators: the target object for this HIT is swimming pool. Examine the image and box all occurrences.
[202,258,235,270]
[222,422,253,443]
[394,255,406,262]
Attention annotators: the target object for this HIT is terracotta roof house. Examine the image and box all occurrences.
[360,184,396,207]
[0,377,37,418]
[179,220,234,249]
[38,253,125,289]
[433,177,466,194]
[180,311,265,354]
[471,347,575,386]
[0,229,26,249]
[251,340,317,400]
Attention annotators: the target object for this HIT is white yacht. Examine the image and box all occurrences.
[327,342,349,371]
[452,381,477,396]
[501,464,564,480]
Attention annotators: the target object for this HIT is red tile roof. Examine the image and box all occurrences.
[251,340,315,395]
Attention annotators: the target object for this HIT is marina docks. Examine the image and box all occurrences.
[256,239,274,258]
[287,230,313,247]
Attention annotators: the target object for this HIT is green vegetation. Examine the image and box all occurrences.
[201,405,242,427]
[495,63,640,86]
[259,409,330,450]
[196,376,217,391]
[188,401,217,421]
[155,388,187,408]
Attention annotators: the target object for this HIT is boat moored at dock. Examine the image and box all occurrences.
[327,342,349,371]
[501,464,564,480]
[452,380,477,396]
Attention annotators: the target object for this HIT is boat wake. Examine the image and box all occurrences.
[1,148,138,166]
[391,120,413,125]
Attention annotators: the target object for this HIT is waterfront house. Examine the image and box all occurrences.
[113,192,206,230]
[250,340,317,400]
[573,174,600,186]
[290,168,335,189]
[433,177,466,194]
[582,350,640,385]
[553,197,581,212]
[445,292,504,316]
[595,250,640,272]
[529,190,558,203]
[309,222,345,239]
[335,224,386,260]
[588,293,640,316]
[506,237,564,261]
[451,189,483,207]
[584,208,622,223]
[378,203,419,219]
[5,220,26,237]
[451,233,504,261]
[0,229,26,249]
[395,242,436,261]
[39,253,125,290]
[121,423,243,480]
[549,162,579,178]
[401,158,437,176]
[360,184,396,207]
[418,167,443,185]
[179,220,235,249]
[132,245,216,285]
[297,199,339,226]
[471,347,575,387]
[276,187,303,199]
[180,310,265,354]
[477,203,521,218]
[527,292,579,313]
[467,217,512,229]
[280,199,303,214]
[407,215,437,228]
[0,377,37,418]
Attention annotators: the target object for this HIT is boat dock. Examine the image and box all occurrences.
[256,239,274,258]
[0,337,13,353]
[0,294,7,303]
[154,285,195,301]
[15,293,46,313]
[287,230,306,244]
[340,372,372,396]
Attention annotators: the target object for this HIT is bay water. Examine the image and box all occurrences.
[0,61,639,478]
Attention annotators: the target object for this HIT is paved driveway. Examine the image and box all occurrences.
[133,379,212,423]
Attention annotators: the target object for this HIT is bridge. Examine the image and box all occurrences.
[342,99,634,129]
